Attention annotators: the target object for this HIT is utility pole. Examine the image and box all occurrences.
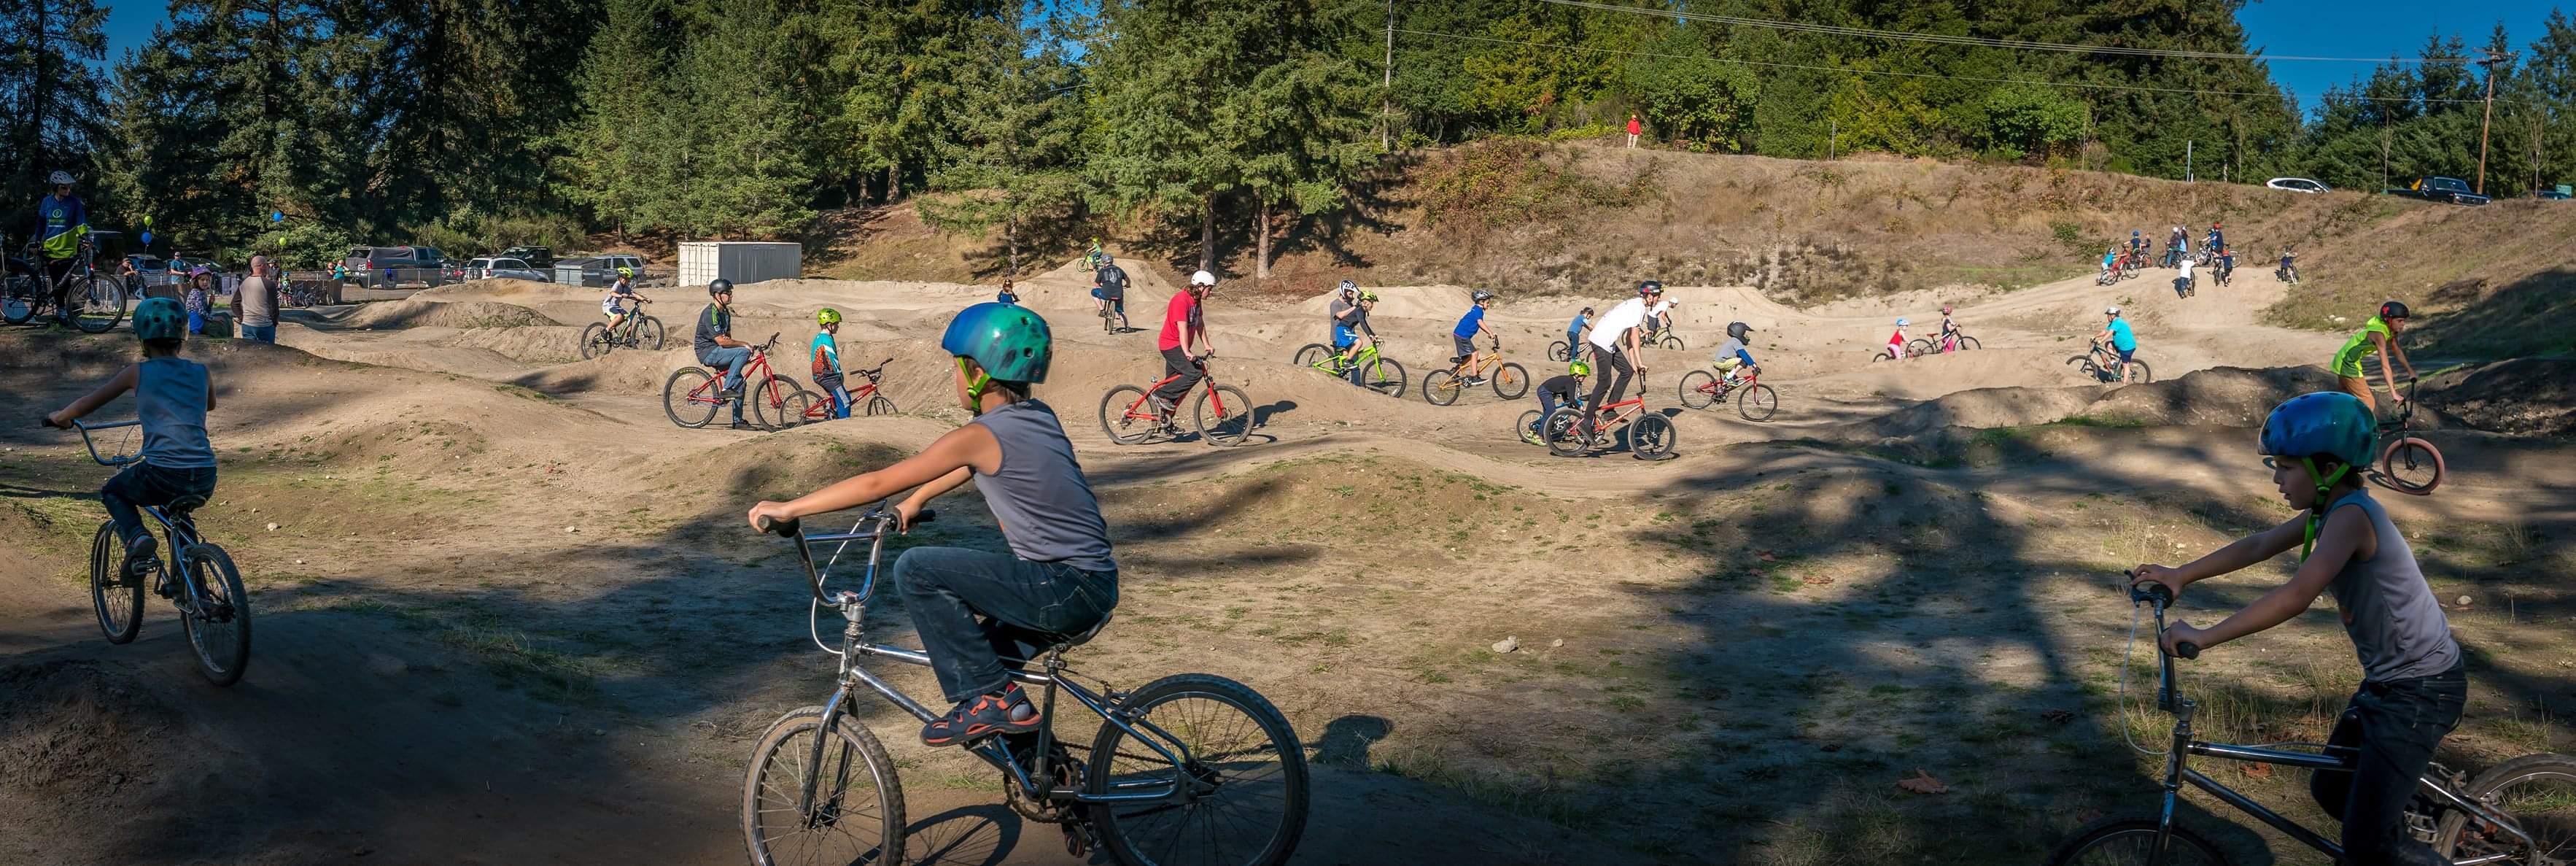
[1381,0,1394,151]
[2186,140,2193,182]
[2476,48,2515,195]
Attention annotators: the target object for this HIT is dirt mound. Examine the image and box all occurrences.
[438,325,591,364]
[334,298,560,330]
[1844,365,2337,441]
[2424,358,2576,437]
[0,660,209,865]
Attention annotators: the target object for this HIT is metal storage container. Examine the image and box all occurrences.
[678,241,801,287]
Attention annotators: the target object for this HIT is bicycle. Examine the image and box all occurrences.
[1540,378,1675,459]
[2276,260,2301,285]
[282,281,332,307]
[1099,357,1254,446]
[2369,384,2445,495]
[57,420,252,686]
[2044,579,2576,865]
[1677,366,1778,421]
[777,358,899,426]
[1640,321,1684,352]
[2070,341,2153,384]
[744,507,1310,866]
[1292,339,1406,398]
[1547,336,1593,363]
[1906,331,1982,356]
[578,298,665,359]
[663,333,806,430]
[2,240,127,333]
[2173,273,2196,299]
[1517,397,1584,446]
[1423,338,1529,406]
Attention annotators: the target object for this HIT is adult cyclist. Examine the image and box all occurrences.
[1581,280,1662,435]
[695,279,756,430]
[1091,255,1130,330]
[32,170,90,323]
[1149,270,1217,422]
[2332,301,2417,414]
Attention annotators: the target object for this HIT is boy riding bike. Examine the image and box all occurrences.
[812,308,851,419]
[1532,361,1587,438]
[1565,306,1593,363]
[42,298,217,590]
[1091,255,1130,330]
[695,279,755,430]
[602,266,648,334]
[748,302,1117,747]
[1451,290,1498,384]
[2099,245,2118,283]
[1713,321,1757,383]
[1331,285,1378,383]
[2130,391,2461,866]
[2332,301,2417,414]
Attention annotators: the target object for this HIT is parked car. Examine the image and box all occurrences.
[556,254,648,287]
[344,245,428,287]
[2265,177,2329,194]
[2539,189,2572,200]
[2385,177,2489,206]
[408,246,452,278]
[497,246,554,269]
[465,257,549,282]
[123,254,169,280]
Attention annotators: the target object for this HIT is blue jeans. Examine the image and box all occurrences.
[241,324,276,343]
[700,347,753,421]
[102,463,217,548]
[894,546,1117,703]
[186,312,205,334]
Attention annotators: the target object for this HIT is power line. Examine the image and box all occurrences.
[1537,0,2473,66]
[1392,27,2509,106]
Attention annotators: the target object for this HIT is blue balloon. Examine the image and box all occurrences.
[139,231,154,245]
[271,211,285,223]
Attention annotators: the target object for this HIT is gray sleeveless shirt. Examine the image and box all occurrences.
[969,401,1115,573]
[2324,491,2459,681]
[138,357,216,469]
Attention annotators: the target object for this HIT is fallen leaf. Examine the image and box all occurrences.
[1896,769,1949,795]
[1801,574,1835,585]
[1758,551,1780,562]
[2242,762,2273,779]
[2041,709,2076,724]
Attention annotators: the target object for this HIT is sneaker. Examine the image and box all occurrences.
[1462,376,1487,387]
[1148,395,1176,417]
[717,384,744,401]
[119,534,158,582]
[729,420,756,430]
[920,684,1042,746]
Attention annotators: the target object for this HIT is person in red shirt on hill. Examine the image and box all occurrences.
[1626,114,1642,147]
[1149,269,1219,422]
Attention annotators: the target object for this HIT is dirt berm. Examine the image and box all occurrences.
[2421,357,2576,437]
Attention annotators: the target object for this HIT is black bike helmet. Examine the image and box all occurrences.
[1638,279,1664,296]
[2378,300,2410,320]
[708,278,734,296]
[1726,321,1751,339]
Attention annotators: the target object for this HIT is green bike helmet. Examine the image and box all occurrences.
[942,301,1052,386]
[132,296,185,341]
[1569,360,1591,376]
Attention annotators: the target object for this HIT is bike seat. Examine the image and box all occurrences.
[1450,355,1470,365]
[997,612,1114,663]
[163,494,209,517]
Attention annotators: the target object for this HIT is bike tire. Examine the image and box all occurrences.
[179,543,252,687]
[1423,370,1461,406]
[578,322,612,359]
[1359,358,1405,398]
[1196,384,1254,446]
[1492,363,1528,399]
[73,276,126,333]
[2434,752,2576,862]
[1659,335,1684,352]
[1292,344,1330,369]
[1100,385,1157,445]
[664,368,720,428]
[742,707,907,866]
[778,390,817,428]
[1516,410,1545,445]
[1739,384,1778,422]
[1629,414,1675,459]
[2375,436,2445,495]
[2127,360,2153,384]
[1,277,34,325]
[1906,338,1933,356]
[1957,336,1981,351]
[637,316,664,350]
[1543,406,1588,457]
[863,395,896,417]
[1872,348,1895,363]
[2041,816,2230,865]
[1087,673,1310,866]
[1548,340,1570,362]
[751,376,802,430]
[90,522,141,644]
[1678,370,1718,409]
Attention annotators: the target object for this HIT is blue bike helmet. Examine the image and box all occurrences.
[132,296,186,342]
[2260,391,2379,558]
[942,302,1052,393]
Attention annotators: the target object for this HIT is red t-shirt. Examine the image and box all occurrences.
[1627,117,1642,136]
[1157,292,1200,350]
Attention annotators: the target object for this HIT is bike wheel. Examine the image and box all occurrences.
[637,316,664,350]
[664,368,720,428]
[1358,358,1405,398]
[179,543,252,687]
[2042,816,2230,865]
[1738,384,1778,422]
[1492,363,1528,399]
[1292,344,1330,369]
[90,522,141,644]
[1,277,34,325]
[73,276,127,333]
[1659,335,1683,352]
[752,376,803,430]
[1629,414,1675,460]
[579,322,613,359]
[1195,384,1254,446]
[1907,338,1933,356]
[2376,436,2445,495]
[777,390,817,428]
[863,395,896,417]
[2127,360,2153,384]
[1548,340,1570,362]
[1087,673,1309,866]
[1100,385,1157,445]
[1422,370,1461,406]
[1678,370,1718,410]
[1543,406,1588,457]
[1957,336,1981,351]
[742,707,907,866]
[1516,410,1545,445]
[2435,753,2576,864]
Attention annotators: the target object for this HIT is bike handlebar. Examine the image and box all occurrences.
[61,419,142,468]
[759,506,937,608]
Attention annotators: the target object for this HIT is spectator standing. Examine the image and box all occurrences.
[236,255,279,343]
[1626,114,1642,148]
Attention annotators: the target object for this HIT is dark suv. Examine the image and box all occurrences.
[344,246,422,287]
[497,246,554,269]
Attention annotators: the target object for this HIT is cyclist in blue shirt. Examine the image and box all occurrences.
[2094,306,2140,384]
[1564,306,1592,363]
[1452,290,1496,382]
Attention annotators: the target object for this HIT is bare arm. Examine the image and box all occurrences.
[44,364,139,427]
[2162,506,2370,654]
[2133,514,2307,596]
[2371,333,2403,400]
[748,425,1001,528]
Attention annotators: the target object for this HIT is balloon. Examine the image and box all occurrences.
[139,231,153,245]
[271,211,284,223]
[141,214,152,228]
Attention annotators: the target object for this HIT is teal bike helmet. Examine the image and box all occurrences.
[132,296,186,341]
[942,302,1052,398]
[2259,391,2378,559]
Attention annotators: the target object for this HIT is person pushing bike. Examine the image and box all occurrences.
[695,279,756,430]
[1149,270,1217,422]
[31,169,90,325]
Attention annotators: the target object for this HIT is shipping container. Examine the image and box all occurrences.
[677,241,802,288]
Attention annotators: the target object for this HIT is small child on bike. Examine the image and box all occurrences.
[1452,290,1497,380]
[812,307,850,419]
[2131,391,2460,866]
[602,266,646,333]
[1565,306,1593,363]
[42,298,217,591]
[2279,248,2300,282]
[2100,245,2118,282]
[996,278,1017,305]
[1533,361,1587,438]
[2215,247,2235,285]
[1335,288,1379,384]
[749,303,1116,748]
[1886,317,1909,360]
[1713,321,1756,383]
[182,267,213,336]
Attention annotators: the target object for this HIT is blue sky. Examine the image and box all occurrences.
[97,1,2565,116]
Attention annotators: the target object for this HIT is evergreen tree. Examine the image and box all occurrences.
[917,10,1087,275]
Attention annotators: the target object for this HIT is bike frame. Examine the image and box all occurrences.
[1694,367,1760,398]
[1115,362,1230,424]
[1447,341,1507,378]
[1313,340,1385,374]
[71,420,211,603]
[2129,588,2535,865]
[766,512,1207,819]
[685,336,792,412]
[802,361,891,421]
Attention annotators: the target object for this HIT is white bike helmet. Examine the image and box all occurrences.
[1338,279,1357,295]
[2105,306,2122,316]
[47,170,73,185]
[1190,270,1217,287]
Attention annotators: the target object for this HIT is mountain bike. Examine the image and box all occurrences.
[282,281,332,307]
[579,298,664,359]
[1423,338,1528,406]
[2276,260,2300,285]
[777,357,898,427]
[2070,341,2152,384]
[1548,336,1593,363]
[1541,379,1675,459]
[1640,321,1684,351]
[2044,579,2575,865]
[60,420,252,686]
[1292,339,1405,398]
[1906,331,1981,356]
[745,507,1310,866]
[2120,250,2145,280]
[3,241,127,333]
[1091,289,1128,333]
[1518,397,1583,446]
[1677,366,1777,421]
[663,333,805,430]
[2370,384,2445,495]
[1099,357,1253,446]
[2173,274,2196,299]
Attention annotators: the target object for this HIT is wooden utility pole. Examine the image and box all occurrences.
[1381,0,1394,151]
[2476,49,2515,195]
